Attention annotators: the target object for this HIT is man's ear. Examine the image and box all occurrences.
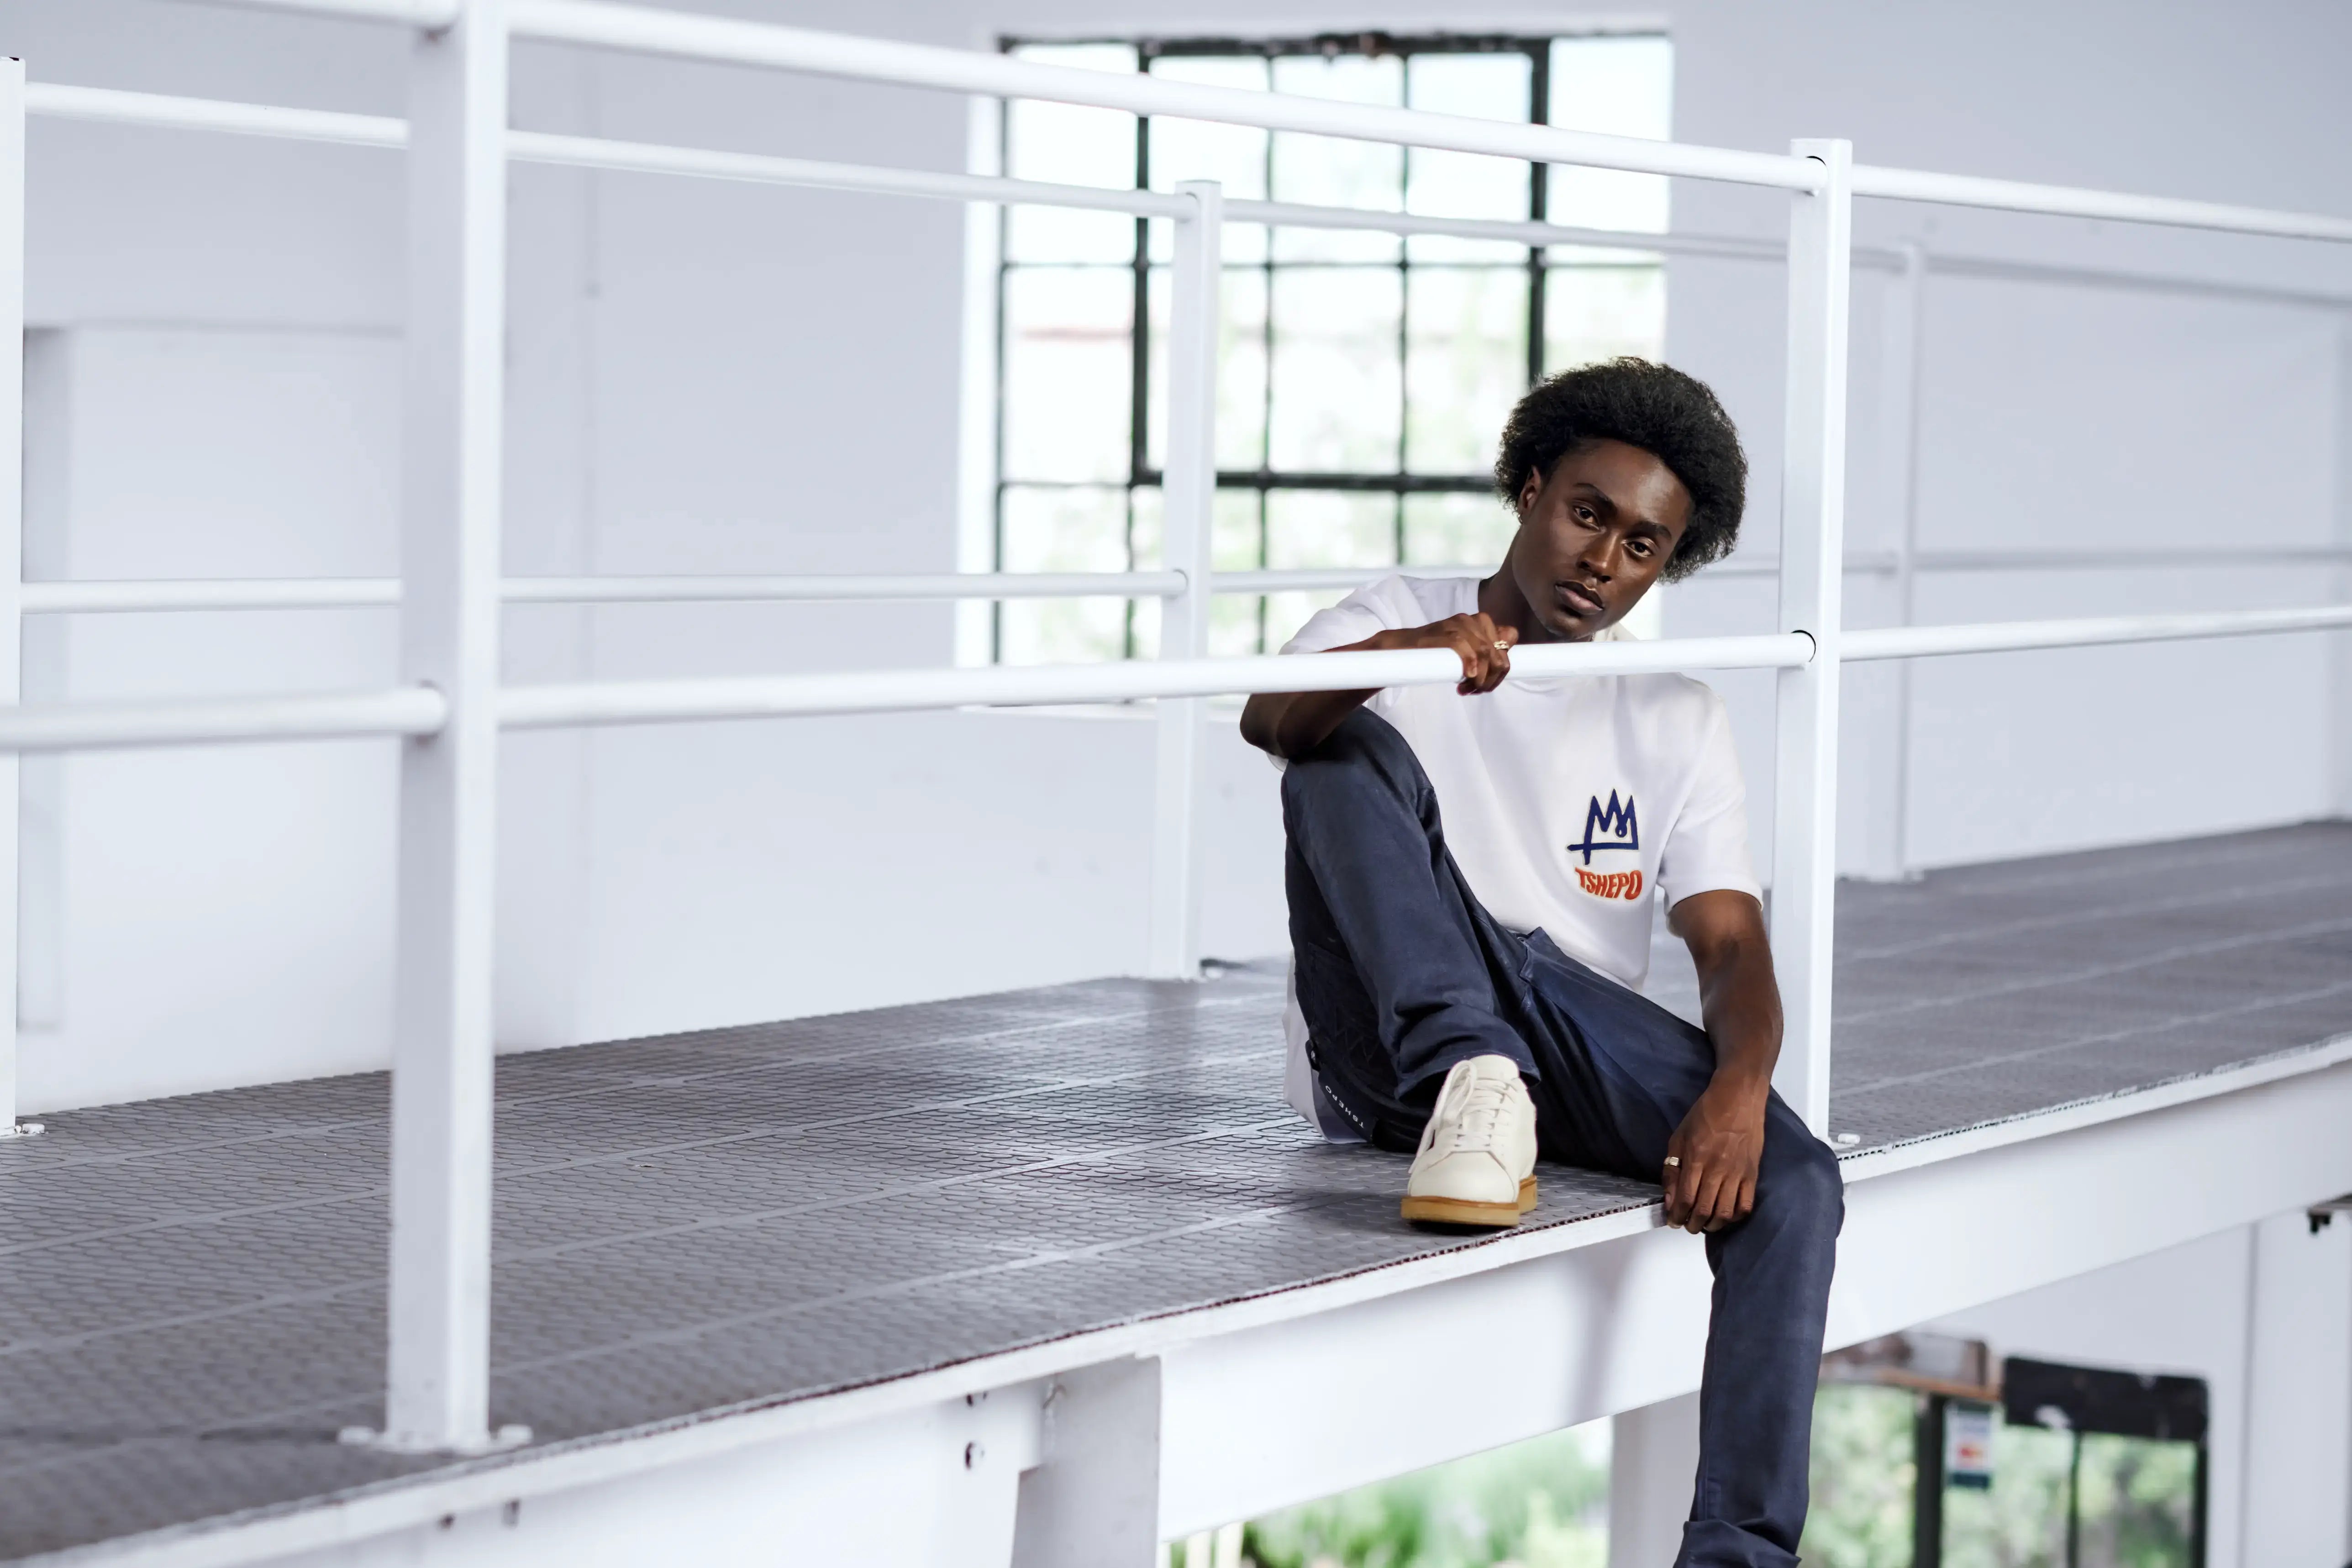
[1516,468,1542,521]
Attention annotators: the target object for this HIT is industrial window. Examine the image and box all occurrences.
[985,31,1673,665]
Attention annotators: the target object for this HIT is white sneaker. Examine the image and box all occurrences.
[1400,1054,1538,1228]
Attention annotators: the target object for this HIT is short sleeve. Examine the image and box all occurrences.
[1280,583,1401,655]
[1657,693,1763,907]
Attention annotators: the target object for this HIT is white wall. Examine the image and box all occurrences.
[5,0,2350,1110]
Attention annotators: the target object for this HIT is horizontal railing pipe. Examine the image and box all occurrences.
[1848,163,2352,245]
[166,0,459,24]
[510,130,1191,216]
[26,82,405,147]
[1212,566,1481,594]
[1842,604,2352,662]
[503,571,1189,603]
[503,0,1821,191]
[21,578,400,614]
[37,88,2352,313]
[1222,199,1802,265]
[115,9,2352,243]
[0,687,447,753]
[501,633,1816,731]
[24,550,2352,616]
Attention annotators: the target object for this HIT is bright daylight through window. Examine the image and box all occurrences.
[986,32,1674,665]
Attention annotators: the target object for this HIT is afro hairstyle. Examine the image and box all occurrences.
[1492,357,1747,581]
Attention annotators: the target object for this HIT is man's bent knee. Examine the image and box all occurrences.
[1766,1127,1845,1240]
[1280,710,1427,816]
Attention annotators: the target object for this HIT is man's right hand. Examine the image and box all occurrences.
[1239,611,1517,758]
[1368,613,1517,695]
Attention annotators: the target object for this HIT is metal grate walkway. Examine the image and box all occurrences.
[3,822,2348,1561]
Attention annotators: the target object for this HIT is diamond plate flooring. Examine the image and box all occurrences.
[3,822,2348,1560]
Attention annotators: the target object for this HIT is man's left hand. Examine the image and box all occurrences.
[1663,1080,1766,1233]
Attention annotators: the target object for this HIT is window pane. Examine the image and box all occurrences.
[1003,267,1134,483]
[1210,487,1263,570]
[1941,1422,2073,1565]
[999,484,1131,664]
[1404,492,1515,568]
[1145,265,1269,474]
[1405,52,1534,263]
[1146,54,1270,265]
[1269,268,1402,472]
[1270,54,1403,263]
[1005,44,1140,263]
[1543,264,1668,375]
[1128,485,1162,657]
[1205,488,1266,656]
[1267,489,1395,569]
[1405,267,1528,474]
[1547,37,1672,234]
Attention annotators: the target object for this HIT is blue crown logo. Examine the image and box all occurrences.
[1571,791,1639,864]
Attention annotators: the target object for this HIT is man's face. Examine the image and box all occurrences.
[1510,437,1692,642]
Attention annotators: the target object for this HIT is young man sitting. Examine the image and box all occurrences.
[1239,358,1843,1568]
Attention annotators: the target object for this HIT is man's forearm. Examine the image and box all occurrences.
[1695,938,1782,1103]
[1239,686,1380,758]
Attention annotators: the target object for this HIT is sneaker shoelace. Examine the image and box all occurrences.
[1447,1073,1513,1154]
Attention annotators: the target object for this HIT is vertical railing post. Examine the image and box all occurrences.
[0,58,32,1142]
[1768,138,1853,1138]
[1145,179,1221,981]
[2330,317,2352,819]
[375,0,514,1453]
[1863,240,1926,884]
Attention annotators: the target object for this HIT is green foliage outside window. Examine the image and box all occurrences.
[1241,1421,1609,1568]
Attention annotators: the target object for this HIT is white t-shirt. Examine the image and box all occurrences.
[1276,573,1761,1138]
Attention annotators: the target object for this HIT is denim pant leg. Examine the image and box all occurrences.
[1521,941,1845,1568]
[1282,709,1539,1145]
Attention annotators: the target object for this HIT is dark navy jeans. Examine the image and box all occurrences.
[1282,709,1842,1568]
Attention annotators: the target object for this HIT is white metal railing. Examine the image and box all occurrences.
[3,0,2349,1458]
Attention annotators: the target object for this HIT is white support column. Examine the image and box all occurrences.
[1607,1392,1700,1568]
[1145,179,1221,981]
[1860,241,1924,884]
[1767,139,1853,1138]
[1010,1356,1165,1568]
[0,58,32,1143]
[376,0,514,1453]
[2237,1209,2352,1568]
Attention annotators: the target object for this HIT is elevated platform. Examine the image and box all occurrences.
[5,824,2352,1564]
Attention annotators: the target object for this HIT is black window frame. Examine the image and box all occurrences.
[991,29,1665,660]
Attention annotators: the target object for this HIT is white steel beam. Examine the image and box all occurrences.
[378,0,513,1455]
[0,61,28,1142]
[1145,181,1221,982]
[1157,1056,2352,1539]
[1009,1358,1164,1568]
[1767,139,1854,1137]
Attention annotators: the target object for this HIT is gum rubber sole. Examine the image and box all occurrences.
[1400,1175,1537,1228]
